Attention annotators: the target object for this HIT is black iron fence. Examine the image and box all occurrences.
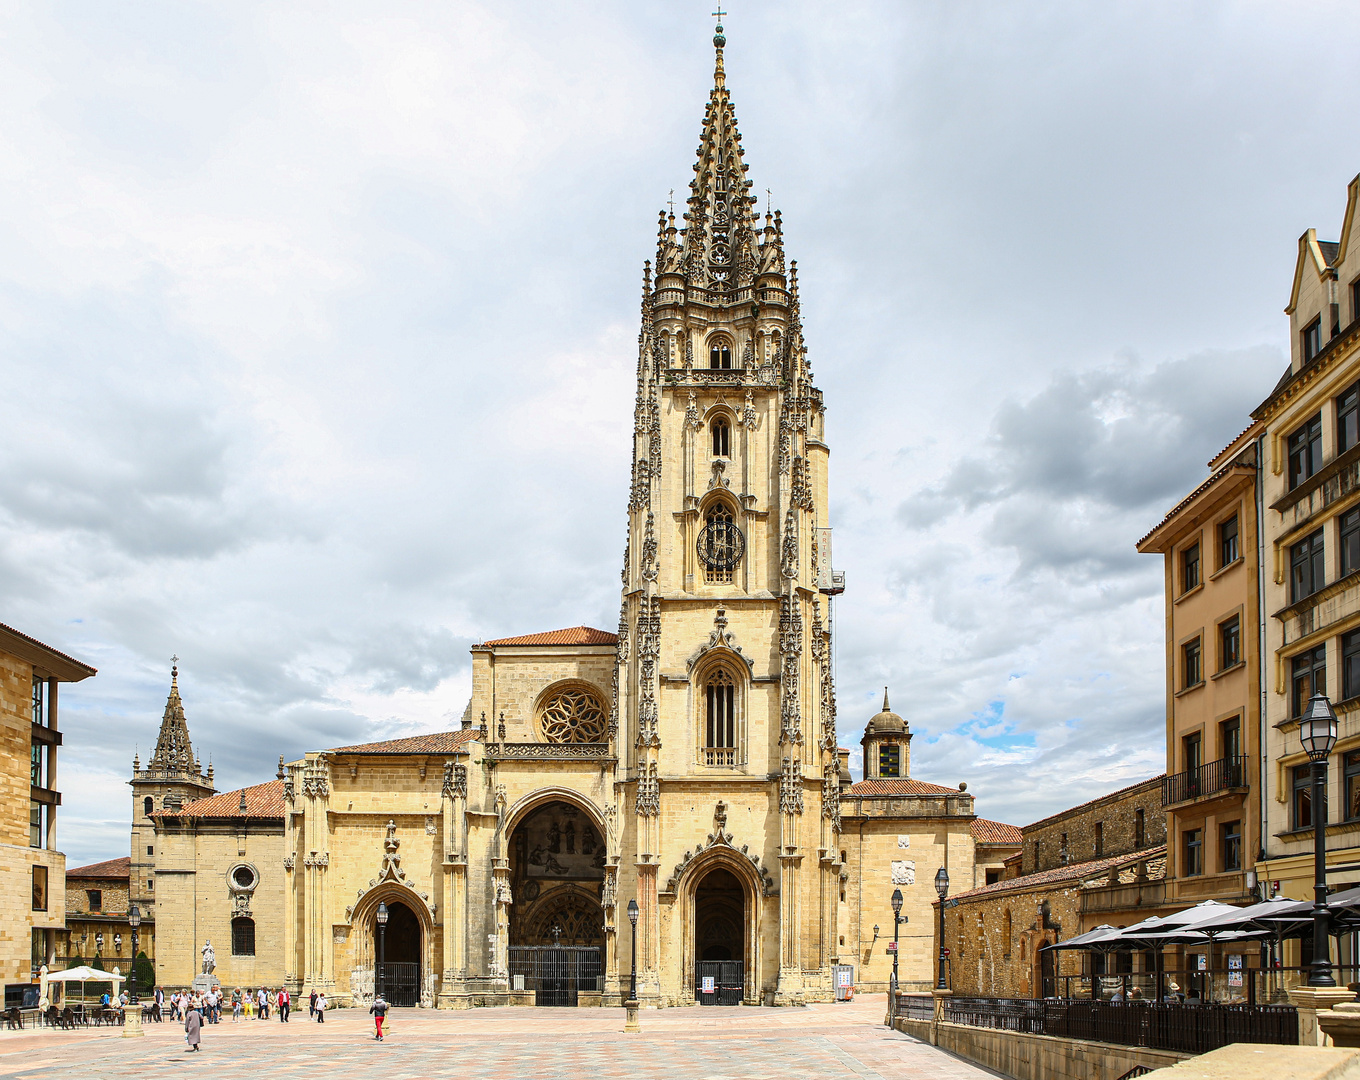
[915,995,1297,1054]
[507,946,602,1007]
[1162,755,1246,805]
[900,994,934,1021]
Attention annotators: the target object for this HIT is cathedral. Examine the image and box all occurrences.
[130,24,1019,1008]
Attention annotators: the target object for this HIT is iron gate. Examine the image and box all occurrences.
[507,946,603,1007]
[696,960,744,1006]
[378,962,420,1007]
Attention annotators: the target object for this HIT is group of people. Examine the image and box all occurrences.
[227,986,293,1021]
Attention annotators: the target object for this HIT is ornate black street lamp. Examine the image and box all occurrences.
[934,868,950,991]
[626,899,640,1005]
[376,901,389,1001]
[127,904,140,1005]
[888,889,904,1022]
[1301,692,1338,987]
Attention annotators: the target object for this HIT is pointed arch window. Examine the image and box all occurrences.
[709,340,732,369]
[705,669,737,766]
[711,416,730,458]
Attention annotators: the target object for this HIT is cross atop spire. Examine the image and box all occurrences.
[149,661,201,776]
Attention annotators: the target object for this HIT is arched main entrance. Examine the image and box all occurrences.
[694,866,746,1005]
[507,798,606,1006]
[377,900,421,1007]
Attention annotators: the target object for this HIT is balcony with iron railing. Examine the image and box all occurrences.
[1161,755,1246,807]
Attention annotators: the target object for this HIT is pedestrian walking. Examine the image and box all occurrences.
[308,989,317,1017]
[369,993,388,1041]
[315,992,327,1023]
[232,987,242,1022]
[184,1002,202,1053]
[278,987,290,1022]
[256,987,268,1019]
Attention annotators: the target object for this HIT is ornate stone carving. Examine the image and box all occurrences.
[707,458,730,490]
[640,511,658,583]
[778,594,803,746]
[379,819,405,883]
[780,506,799,580]
[484,743,613,761]
[495,878,513,905]
[685,605,755,676]
[635,761,660,817]
[741,389,758,430]
[660,820,777,897]
[283,855,295,871]
[539,685,608,743]
[636,596,662,748]
[685,390,701,430]
[780,758,804,815]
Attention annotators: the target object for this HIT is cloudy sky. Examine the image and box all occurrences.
[5,1,1360,866]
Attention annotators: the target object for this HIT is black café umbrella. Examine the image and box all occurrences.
[1043,925,1129,1000]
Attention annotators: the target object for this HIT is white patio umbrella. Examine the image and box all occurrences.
[44,966,125,1006]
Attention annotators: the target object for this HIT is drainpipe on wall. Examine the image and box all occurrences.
[1257,434,1270,873]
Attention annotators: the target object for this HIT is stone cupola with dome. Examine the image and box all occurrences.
[860,689,911,779]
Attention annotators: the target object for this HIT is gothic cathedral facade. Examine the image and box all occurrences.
[135,27,1016,1007]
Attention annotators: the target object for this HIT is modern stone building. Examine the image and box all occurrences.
[1138,422,1264,910]
[0,622,95,1007]
[1254,173,1360,945]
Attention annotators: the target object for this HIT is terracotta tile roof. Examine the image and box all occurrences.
[1023,775,1165,832]
[971,818,1023,846]
[328,729,477,755]
[66,857,130,880]
[154,780,285,820]
[479,626,618,647]
[949,845,1167,903]
[847,778,962,797]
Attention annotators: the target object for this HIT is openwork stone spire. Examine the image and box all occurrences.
[149,662,198,773]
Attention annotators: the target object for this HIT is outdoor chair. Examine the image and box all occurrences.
[59,1007,75,1030]
[3,1008,22,1030]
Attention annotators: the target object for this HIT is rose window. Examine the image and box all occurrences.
[539,687,608,744]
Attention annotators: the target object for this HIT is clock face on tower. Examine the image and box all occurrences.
[697,516,746,571]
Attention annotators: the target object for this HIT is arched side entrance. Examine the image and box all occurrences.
[683,853,761,1006]
[377,900,421,1007]
[507,799,606,1006]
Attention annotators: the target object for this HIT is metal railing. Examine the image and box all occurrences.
[899,994,935,1021]
[936,996,1296,1054]
[1162,755,1246,806]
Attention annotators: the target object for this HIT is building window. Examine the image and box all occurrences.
[1340,382,1360,455]
[710,416,730,457]
[1135,809,1146,849]
[1343,509,1360,579]
[231,917,255,956]
[1288,414,1323,489]
[147,845,153,856]
[32,866,47,912]
[1218,515,1239,568]
[1345,751,1360,821]
[1003,909,1012,956]
[143,796,154,817]
[709,340,732,369]
[705,669,736,762]
[1220,821,1242,872]
[1345,631,1360,701]
[1060,832,1069,863]
[28,802,42,849]
[1219,616,1241,670]
[1303,317,1323,365]
[1094,821,1104,857]
[1183,732,1202,791]
[30,742,43,787]
[1292,645,1327,718]
[87,889,102,912]
[1182,543,1201,593]
[1291,529,1326,602]
[1354,279,1360,327]
[879,743,901,778]
[1220,716,1241,762]
[1183,637,1203,689]
[1183,829,1203,876]
[1294,763,1324,830]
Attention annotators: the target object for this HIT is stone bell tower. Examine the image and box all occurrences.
[130,663,215,920]
[615,19,843,1005]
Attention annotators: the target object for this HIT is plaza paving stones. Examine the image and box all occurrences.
[0,995,1000,1079]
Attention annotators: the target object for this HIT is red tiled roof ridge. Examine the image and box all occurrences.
[153,779,285,820]
[1023,774,1165,832]
[479,626,618,647]
[971,818,1023,845]
[67,856,131,879]
[949,844,1168,903]
[328,729,477,755]
[846,778,962,797]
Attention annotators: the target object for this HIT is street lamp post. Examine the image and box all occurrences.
[888,889,904,1024]
[376,902,389,1002]
[123,904,143,1038]
[1301,692,1339,987]
[934,868,950,991]
[625,899,640,1033]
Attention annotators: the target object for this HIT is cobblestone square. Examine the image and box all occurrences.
[0,996,998,1080]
